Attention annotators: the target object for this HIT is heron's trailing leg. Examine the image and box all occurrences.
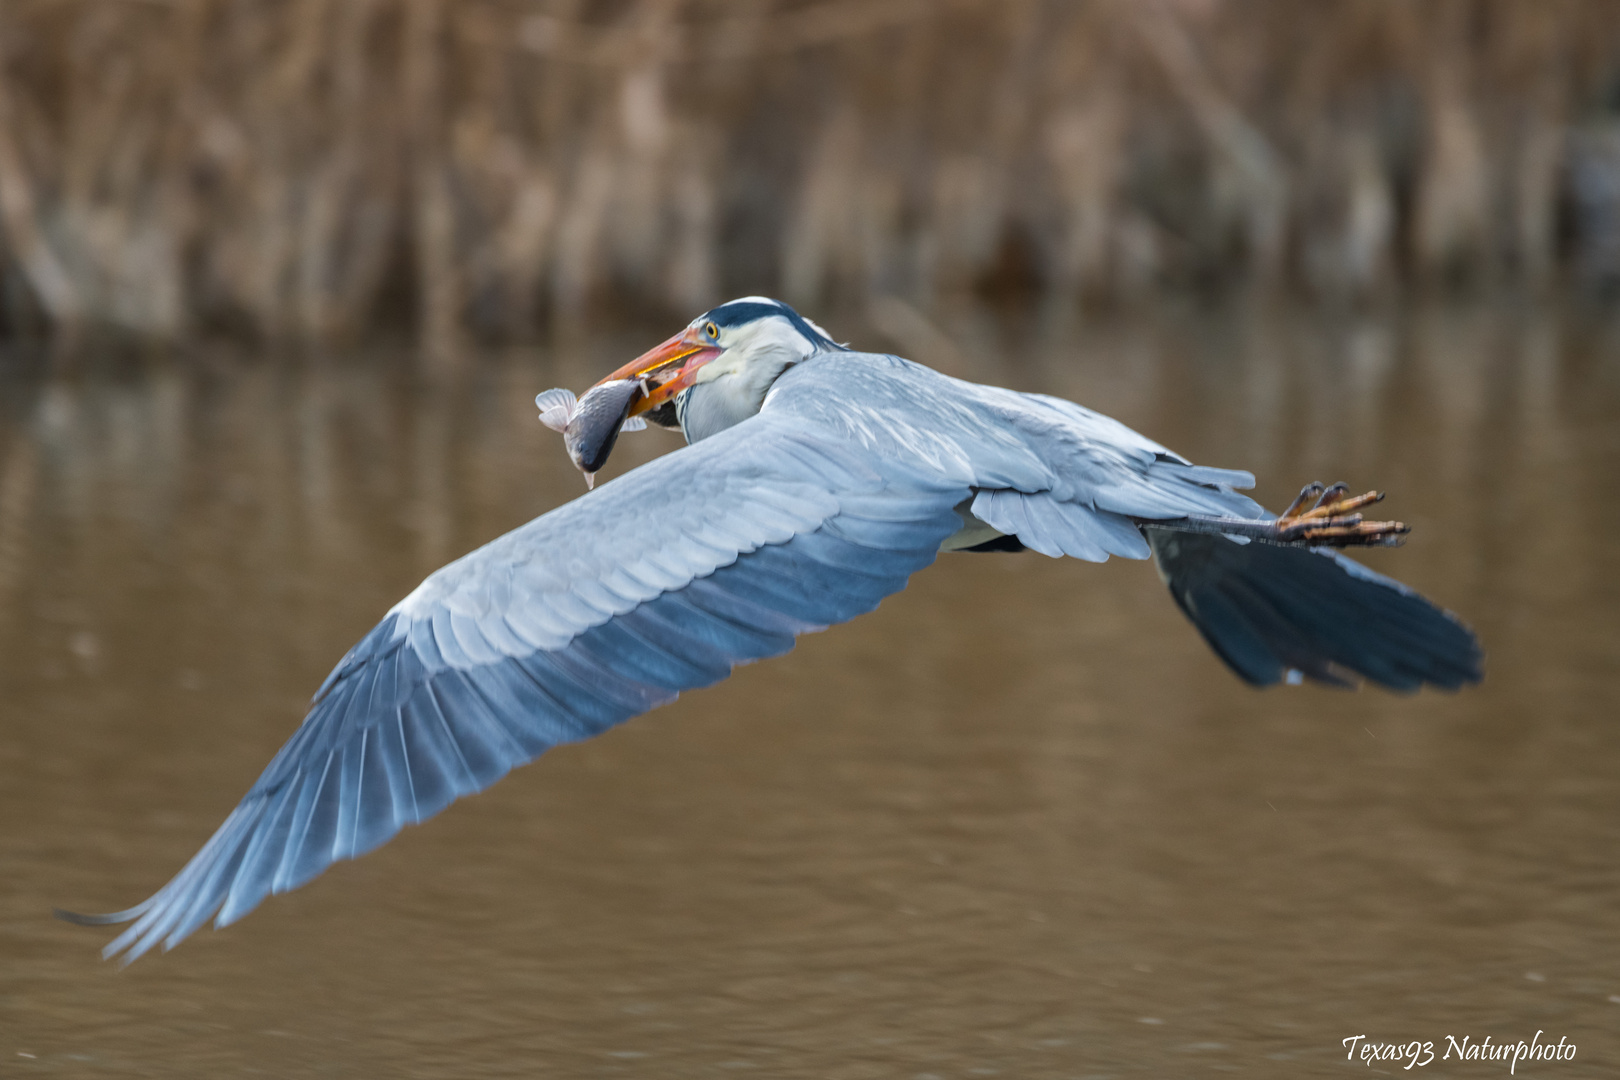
[1273,482,1411,546]
[1142,481,1411,548]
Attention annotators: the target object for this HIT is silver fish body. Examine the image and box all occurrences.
[563,379,641,475]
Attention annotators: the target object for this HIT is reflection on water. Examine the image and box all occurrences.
[2,300,1619,1077]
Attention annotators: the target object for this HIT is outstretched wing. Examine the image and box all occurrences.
[74,412,967,962]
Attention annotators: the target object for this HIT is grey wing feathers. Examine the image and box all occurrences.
[82,415,967,962]
[1149,531,1483,691]
[968,459,1262,563]
[972,489,1150,560]
[71,349,1484,962]
[768,353,1264,561]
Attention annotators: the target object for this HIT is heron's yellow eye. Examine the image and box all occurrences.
[705,322,719,339]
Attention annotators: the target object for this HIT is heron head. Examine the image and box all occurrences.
[589,297,841,427]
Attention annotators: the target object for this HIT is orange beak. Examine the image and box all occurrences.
[593,326,722,417]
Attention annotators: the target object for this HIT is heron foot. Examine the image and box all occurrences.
[1269,482,1410,547]
[1142,481,1411,548]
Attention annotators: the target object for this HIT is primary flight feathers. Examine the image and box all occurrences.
[62,298,1481,963]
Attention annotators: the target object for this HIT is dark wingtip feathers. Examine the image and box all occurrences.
[1151,531,1483,692]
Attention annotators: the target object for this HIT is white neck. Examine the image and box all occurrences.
[677,315,820,442]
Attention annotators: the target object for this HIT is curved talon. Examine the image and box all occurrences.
[1281,482,1326,520]
[1313,482,1350,511]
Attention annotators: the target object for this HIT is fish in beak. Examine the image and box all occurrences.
[595,324,724,420]
[535,381,643,488]
[535,325,723,487]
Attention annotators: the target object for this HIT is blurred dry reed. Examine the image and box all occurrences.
[2,0,1619,359]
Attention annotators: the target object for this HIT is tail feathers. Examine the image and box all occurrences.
[1149,530,1483,691]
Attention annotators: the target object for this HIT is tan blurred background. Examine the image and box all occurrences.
[0,0,1618,360]
[6,6,1620,1074]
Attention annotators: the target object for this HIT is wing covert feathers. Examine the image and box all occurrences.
[81,416,965,962]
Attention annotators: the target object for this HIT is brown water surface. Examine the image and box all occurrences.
[2,301,1619,1077]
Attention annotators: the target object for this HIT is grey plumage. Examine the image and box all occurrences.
[64,297,1480,962]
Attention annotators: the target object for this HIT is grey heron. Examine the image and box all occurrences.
[61,297,1482,962]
